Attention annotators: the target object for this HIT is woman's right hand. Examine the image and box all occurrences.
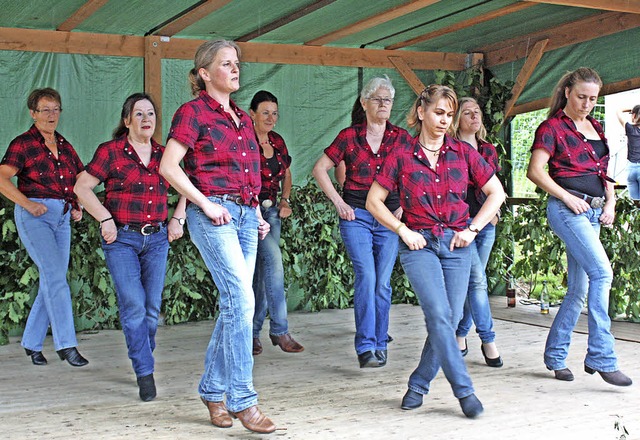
[203,200,232,225]
[561,192,591,215]
[26,201,47,217]
[399,227,427,251]
[334,200,355,221]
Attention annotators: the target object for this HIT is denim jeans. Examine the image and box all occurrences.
[456,223,496,342]
[102,225,169,378]
[544,196,618,372]
[15,198,78,352]
[188,197,259,412]
[339,208,398,354]
[401,229,475,399]
[627,161,640,200]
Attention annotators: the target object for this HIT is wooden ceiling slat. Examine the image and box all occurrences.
[305,0,440,46]
[483,11,640,66]
[385,2,535,50]
[388,56,426,95]
[237,0,337,42]
[526,0,640,14]
[56,0,110,32]
[153,0,233,37]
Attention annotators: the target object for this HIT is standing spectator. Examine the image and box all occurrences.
[616,105,640,203]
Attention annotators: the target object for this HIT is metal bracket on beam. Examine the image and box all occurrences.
[465,53,484,69]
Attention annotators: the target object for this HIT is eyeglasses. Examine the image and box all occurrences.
[366,97,393,106]
[35,107,62,115]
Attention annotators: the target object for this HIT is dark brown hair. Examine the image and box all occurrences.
[112,93,157,139]
[27,88,61,111]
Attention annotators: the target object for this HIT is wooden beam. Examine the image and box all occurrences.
[484,11,640,66]
[504,39,548,117]
[526,0,640,14]
[57,0,110,32]
[510,76,640,116]
[237,0,336,42]
[306,0,440,46]
[144,36,164,143]
[386,2,535,50]
[153,0,233,37]
[388,56,426,95]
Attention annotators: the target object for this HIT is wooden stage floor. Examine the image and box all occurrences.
[1,297,638,439]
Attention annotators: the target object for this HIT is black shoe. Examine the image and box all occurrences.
[549,367,574,381]
[375,349,387,367]
[137,373,157,401]
[25,348,47,366]
[585,366,632,386]
[459,394,484,418]
[56,347,89,367]
[481,344,503,368]
[401,389,423,410]
[387,334,393,343]
[357,351,380,368]
[460,338,468,357]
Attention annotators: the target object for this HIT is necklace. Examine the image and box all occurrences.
[418,140,442,153]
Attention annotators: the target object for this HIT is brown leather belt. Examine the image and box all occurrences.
[566,190,605,209]
[116,222,164,235]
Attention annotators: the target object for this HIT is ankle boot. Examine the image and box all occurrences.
[137,373,157,401]
[25,348,47,366]
[57,347,89,367]
[585,365,632,386]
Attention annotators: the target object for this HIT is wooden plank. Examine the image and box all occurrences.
[483,11,640,67]
[153,0,233,37]
[386,2,535,50]
[527,0,640,14]
[388,56,426,95]
[237,0,337,42]
[0,27,145,57]
[305,0,441,46]
[144,36,163,143]
[504,39,549,118]
[57,0,110,32]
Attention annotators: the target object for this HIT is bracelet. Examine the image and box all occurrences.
[281,198,291,204]
[395,222,406,234]
[100,217,113,225]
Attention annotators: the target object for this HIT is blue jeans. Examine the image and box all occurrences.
[544,197,617,372]
[627,161,640,200]
[15,199,78,352]
[339,208,398,354]
[401,229,475,399]
[253,206,288,337]
[456,223,496,342]
[188,197,259,413]
[102,225,169,378]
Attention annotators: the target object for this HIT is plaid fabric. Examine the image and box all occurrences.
[376,135,495,236]
[531,109,612,185]
[2,125,83,208]
[258,130,291,203]
[324,121,412,191]
[168,91,260,207]
[84,136,169,225]
[468,140,501,212]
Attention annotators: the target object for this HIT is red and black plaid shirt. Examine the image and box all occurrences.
[2,125,83,209]
[376,135,495,236]
[467,140,501,215]
[258,131,291,204]
[324,121,412,191]
[168,91,261,207]
[84,136,168,225]
[531,109,612,186]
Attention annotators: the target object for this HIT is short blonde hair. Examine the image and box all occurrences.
[189,39,241,96]
[453,97,488,143]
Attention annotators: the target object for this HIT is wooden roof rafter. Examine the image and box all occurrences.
[152,0,233,37]
[56,0,109,32]
[305,0,440,46]
[526,0,640,14]
[237,0,336,42]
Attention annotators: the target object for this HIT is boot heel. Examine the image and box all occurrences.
[584,365,595,375]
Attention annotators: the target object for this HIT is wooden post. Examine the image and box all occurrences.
[504,39,549,118]
[388,56,425,96]
[144,36,163,143]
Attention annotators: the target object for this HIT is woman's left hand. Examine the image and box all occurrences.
[393,206,403,220]
[70,208,83,222]
[449,229,477,251]
[258,218,271,240]
[599,205,615,226]
[279,200,292,218]
[167,219,184,243]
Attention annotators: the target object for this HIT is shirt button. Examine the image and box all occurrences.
[59,175,63,179]
[149,186,153,190]
[242,152,246,156]
[437,195,441,199]
[238,136,242,140]
[245,169,249,173]
[148,200,152,204]
[147,215,151,218]
[435,179,440,182]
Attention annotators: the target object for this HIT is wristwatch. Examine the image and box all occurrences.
[281,198,291,204]
[468,223,480,233]
[172,216,185,226]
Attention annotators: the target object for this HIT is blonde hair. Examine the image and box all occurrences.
[189,39,241,96]
[548,67,602,118]
[453,97,488,143]
[407,84,458,135]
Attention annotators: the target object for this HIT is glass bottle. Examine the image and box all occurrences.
[506,275,516,308]
[540,281,550,314]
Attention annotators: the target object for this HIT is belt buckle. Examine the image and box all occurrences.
[140,224,154,236]
[234,196,244,205]
[591,197,605,209]
[261,199,273,208]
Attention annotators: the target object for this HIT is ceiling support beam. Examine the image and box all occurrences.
[526,0,640,14]
[386,2,534,50]
[388,56,426,96]
[237,0,336,42]
[57,0,110,32]
[144,36,164,143]
[305,0,440,46]
[504,39,548,117]
[483,11,640,66]
[153,0,233,36]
